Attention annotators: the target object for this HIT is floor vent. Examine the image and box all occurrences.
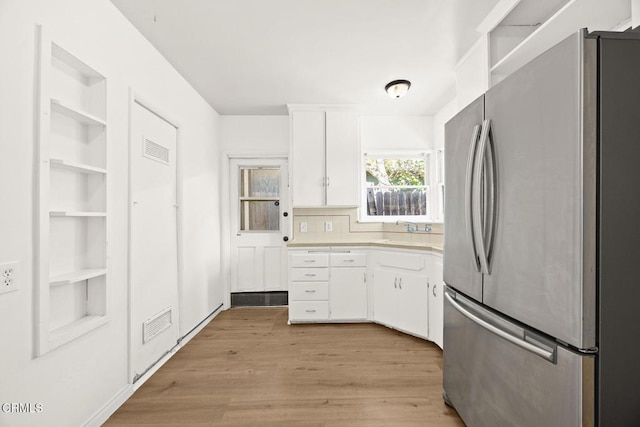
[231,291,288,307]
[143,307,173,343]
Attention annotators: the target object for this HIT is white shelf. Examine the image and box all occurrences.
[52,43,104,83]
[48,315,109,350]
[490,0,630,77]
[50,158,106,174]
[50,211,107,217]
[50,269,106,287]
[50,98,106,127]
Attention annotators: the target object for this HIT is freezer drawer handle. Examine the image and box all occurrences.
[445,291,556,363]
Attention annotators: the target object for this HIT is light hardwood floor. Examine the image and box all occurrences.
[106,307,464,426]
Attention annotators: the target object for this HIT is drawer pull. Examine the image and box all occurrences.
[343,259,355,262]
[305,273,316,277]
[305,309,317,313]
[304,260,316,263]
[305,290,317,293]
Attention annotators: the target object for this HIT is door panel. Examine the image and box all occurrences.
[482,32,592,348]
[443,96,484,302]
[130,102,179,379]
[326,111,360,206]
[329,267,367,320]
[444,290,594,427]
[373,268,397,326]
[264,246,285,291]
[396,272,428,338]
[291,111,325,206]
[236,247,257,291]
[428,255,444,348]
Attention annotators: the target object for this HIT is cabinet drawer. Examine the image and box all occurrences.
[290,282,329,301]
[290,253,329,268]
[330,253,366,267]
[289,301,329,321]
[290,268,329,281]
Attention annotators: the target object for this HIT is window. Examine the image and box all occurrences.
[239,167,280,231]
[363,153,430,219]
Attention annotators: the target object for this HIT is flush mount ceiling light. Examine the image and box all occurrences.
[385,79,411,98]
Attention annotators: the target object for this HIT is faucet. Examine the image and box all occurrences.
[396,220,431,233]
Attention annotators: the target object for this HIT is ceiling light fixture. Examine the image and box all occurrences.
[385,79,411,98]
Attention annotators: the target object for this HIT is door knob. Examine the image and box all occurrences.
[283,212,288,217]
[283,236,289,242]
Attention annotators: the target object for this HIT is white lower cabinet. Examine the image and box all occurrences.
[289,249,367,322]
[428,254,444,349]
[373,267,429,339]
[288,246,443,348]
[330,266,367,320]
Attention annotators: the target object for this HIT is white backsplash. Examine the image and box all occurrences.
[291,207,443,246]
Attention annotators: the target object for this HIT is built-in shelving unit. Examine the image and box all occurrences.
[487,0,631,85]
[36,26,109,356]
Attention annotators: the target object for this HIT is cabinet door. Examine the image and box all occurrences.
[428,256,444,349]
[325,111,360,206]
[291,111,325,206]
[373,268,397,326]
[330,267,367,320]
[396,272,429,338]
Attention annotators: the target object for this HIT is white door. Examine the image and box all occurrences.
[325,111,360,206]
[429,255,444,348]
[230,158,289,293]
[329,267,367,320]
[372,268,397,326]
[130,102,179,380]
[396,272,429,338]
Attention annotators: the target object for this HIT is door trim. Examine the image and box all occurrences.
[222,152,289,308]
[126,88,183,384]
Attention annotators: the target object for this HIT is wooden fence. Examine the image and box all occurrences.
[366,187,428,216]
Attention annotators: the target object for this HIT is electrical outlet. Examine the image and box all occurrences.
[324,221,333,232]
[300,221,308,233]
[0,262,18,296]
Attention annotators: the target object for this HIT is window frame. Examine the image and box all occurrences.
[360,151,434,223]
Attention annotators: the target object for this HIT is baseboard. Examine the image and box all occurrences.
[82,305,224,425]
[82,385,133,427]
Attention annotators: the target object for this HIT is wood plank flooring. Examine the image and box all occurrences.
[105,308,464,426]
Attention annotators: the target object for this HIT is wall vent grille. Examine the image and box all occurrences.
[142,307,172,344]
[143,138,169,164]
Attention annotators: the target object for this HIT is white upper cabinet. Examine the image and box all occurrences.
[289,106,360,207]
[325,111,360,206]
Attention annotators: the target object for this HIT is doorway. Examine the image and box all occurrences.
[229,158,289,305]
[129,100,180,381]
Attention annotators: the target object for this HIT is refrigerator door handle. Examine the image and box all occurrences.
[445,290,556,363]
[483,120,498,269]
[473,119,491,274]
[465,124,482,272]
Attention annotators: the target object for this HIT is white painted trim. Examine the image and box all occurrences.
[82,385,133,427]
[476,0,522,34]
[226,151,288,159]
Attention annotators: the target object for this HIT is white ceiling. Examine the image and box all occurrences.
[110,0,500,115]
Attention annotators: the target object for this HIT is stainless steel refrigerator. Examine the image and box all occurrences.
[443,29,640,426]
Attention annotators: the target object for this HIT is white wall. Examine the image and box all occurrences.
[0,0,221,425]
[432,98,459,151]
[219,116,289,154]
[361,116,433,152]
[454,36,489,112]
